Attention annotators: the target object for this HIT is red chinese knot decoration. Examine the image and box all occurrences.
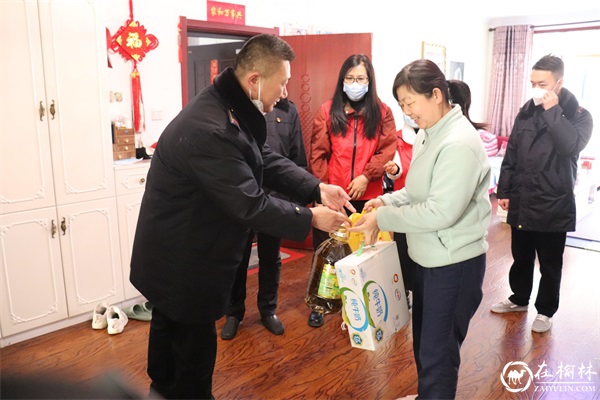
[109,0,158,133]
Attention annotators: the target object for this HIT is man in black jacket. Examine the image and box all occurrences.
[130,34,354,399]
[221,98,306,339]
[491,54,593,333]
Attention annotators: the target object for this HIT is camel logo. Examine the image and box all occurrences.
[501,361,534,393]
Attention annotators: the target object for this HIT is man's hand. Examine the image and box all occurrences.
[498,198,510,211]
[319,183,356,213]
[347,209,380,245]
[541,90,559,111]
[347,175,369,200]
[310,206,351,232]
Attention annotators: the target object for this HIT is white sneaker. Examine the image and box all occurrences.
[92,302,109,329]
[491,299,528,313]
[107,305,129,335]
[532,314,552,333]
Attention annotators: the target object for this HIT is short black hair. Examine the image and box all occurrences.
[234,34,295,78]
[532,54,564,79]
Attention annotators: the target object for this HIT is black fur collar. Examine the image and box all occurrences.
[213,67,267,147]
[522,87,580,120]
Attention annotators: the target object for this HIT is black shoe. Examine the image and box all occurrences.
[308,311,324,328]
[261,315,284,335]
[136,147,152,159]
[221,316,240,340]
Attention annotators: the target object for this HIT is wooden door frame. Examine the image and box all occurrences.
[179,17,279,107]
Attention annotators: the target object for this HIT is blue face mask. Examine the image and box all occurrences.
[403,114,419,129]
[343,82,368,102]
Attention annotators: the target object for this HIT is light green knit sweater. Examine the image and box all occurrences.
[377,105,492,268]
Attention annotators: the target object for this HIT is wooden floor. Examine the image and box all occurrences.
[2,197,600,399]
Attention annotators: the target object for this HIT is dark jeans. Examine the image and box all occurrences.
[508,228,567,317]
[412,254,486,399]
[147,307,216,399]
[225,231,282,319]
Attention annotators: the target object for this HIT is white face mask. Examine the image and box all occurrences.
[249,78,266,115]
[531,79,562,106]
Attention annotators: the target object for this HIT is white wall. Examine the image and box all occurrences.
[103,0,599,144]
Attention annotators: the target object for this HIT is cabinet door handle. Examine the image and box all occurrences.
[39,101,45,121]
[139,178,145,184]
[51,219,57,238]
[50,100,56,119]
[61,217,67,235]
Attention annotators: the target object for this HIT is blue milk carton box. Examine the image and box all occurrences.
[335,241,410,351]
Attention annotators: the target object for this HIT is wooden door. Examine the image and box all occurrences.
[282,33,372,157]
[187,41,244,102]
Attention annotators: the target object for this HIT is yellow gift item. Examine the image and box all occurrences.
[348,211,392,252]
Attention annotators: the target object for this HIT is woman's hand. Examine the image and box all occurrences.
[347,209,380,245]
[347,174,369,200]
[384,161,400,176]
[363,198,383,212]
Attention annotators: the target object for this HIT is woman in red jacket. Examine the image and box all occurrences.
[307,54,397,327]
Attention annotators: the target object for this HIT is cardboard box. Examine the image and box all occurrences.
[335,241,410,351]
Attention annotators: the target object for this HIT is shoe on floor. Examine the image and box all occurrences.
[491,299,528,313]
[92,302,109,329]
[221,316,240,340]
[308,311,324,328]
[107,305,128,335]
[261,315,284,335]
[123,303,152,321]
[532,314,552,333]
[141,301,154,314]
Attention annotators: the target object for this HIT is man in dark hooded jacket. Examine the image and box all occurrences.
[130,34,354,399]
[491,54,593,334]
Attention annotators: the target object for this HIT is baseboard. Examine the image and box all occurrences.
[0,296,145,348]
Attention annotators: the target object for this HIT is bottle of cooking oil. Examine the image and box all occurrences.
[304,226,352,315]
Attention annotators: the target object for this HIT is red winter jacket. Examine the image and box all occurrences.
[393,133,413,191]
[309,100,396,200]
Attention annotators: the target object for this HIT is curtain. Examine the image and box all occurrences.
[486,25,534,137]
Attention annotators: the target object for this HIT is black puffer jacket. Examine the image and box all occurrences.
[130,68,321,324]
[497,88,593,232]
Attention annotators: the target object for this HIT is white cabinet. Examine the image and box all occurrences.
[0,0,123,338]
[0,208,68,337]
[115,161,151,299]
[59,198,124,316]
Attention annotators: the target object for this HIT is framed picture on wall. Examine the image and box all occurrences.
[449,61,464,80]
[421,42,446,74]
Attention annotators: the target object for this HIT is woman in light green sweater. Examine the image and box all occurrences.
[349,60,491,399]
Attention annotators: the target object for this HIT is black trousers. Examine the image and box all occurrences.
[225,231,282,319]
[508,228,567,317]
[412,254,486,399]
[147,307,216,399]
[394,231,416,291]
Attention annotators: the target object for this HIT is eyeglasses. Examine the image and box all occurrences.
[344,76,369,85]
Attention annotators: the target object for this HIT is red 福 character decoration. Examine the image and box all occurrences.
[109,0,158,133]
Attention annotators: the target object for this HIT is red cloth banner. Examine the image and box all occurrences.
[207,1,245,25]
